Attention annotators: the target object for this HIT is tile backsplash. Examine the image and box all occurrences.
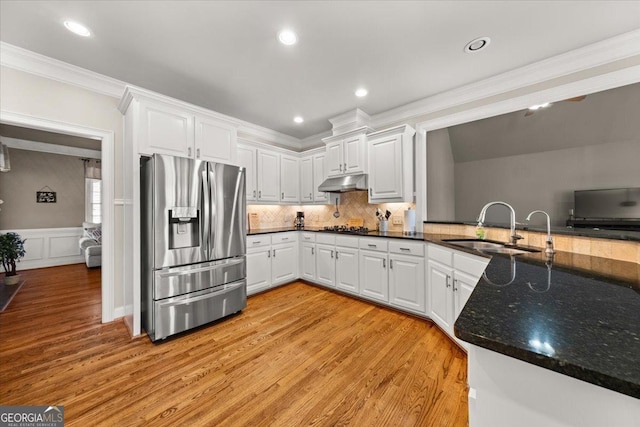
[247,191,415,232]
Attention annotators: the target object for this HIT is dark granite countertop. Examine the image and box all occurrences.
[454,250,640,399]
[424,220,640,242]
[248,227,428,241]
[247,227,640,397]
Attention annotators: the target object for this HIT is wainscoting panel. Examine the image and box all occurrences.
[1,227,85,270]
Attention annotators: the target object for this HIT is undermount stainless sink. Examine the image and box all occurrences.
[443,239,540,256]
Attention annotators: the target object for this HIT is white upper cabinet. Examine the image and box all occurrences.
[194,115,237,164]
[323,129,369,177]
[138,99,194,157]
[121,87,238,164]
[367,124,415,203]
[280,155,300,203]
[257,150,280,202]
[300,156,314,203]
[313,153,328,202]
[237,144,257,201]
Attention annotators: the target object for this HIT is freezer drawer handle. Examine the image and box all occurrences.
[157,281,244,308]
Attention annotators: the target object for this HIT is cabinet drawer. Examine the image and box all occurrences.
[247,235,271,248]
[272,232,297,244]
[389,240,424,256]
[300,232,316,242]
[428,244,453,266]
[454,252,490,277]
[316,233,336,245]
[359,238,388,252]
[335,235,359,248]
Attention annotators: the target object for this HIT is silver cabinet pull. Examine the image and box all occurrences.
[453,279,458,292]
[331,250,334,258]
[282,237,289,241]
[273,249,276,257]
[253,190,256,198]
[368,244,376,248]
[400,248,411,252]
[390,259,393,269]
[344,163,347,172]
[446,275,451,288]
[188,147,192,157]
[281,192,284,199]
[267,250,270,258]
[382,258,386,268]
[196,148,200,158]
[369,188,372,196]
[309,192,312,199]
[339,163,342,172]
[311,247,314,255]
[258,190,261,198]
[336,251,339,259]
[252,241,261,245]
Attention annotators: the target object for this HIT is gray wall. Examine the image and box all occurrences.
[454,140,640,226]
[426,128,455,221]
[0,148,85,229]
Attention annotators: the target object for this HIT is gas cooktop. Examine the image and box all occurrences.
[320,226,371,234]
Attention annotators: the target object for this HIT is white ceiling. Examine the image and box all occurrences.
[1,1,640,140]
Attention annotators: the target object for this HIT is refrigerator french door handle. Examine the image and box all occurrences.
[202,169,211,254]
[208,165,217,259]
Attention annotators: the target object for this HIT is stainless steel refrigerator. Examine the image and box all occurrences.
[141,154,246,341]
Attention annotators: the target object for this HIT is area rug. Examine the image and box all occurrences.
[0,280,25,312]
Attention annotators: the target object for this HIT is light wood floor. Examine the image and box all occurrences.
[1,264,468,426]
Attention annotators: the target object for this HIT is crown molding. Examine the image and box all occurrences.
[372,28,640,128]
[236,119,301,151]
[0,42,126,98]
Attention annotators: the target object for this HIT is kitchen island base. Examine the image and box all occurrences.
[468,345,640,427]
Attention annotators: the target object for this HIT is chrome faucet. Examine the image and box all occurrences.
[526,210,554,256]
[477,201,523,246]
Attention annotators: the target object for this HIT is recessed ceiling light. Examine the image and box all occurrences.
[355,88,368,97]
[293,116,304,124]
[64,20,91,37]
[464,36,490,53]
[278,29,297,46]
[528,102,551,111]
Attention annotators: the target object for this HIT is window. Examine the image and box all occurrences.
[85,178,101,223]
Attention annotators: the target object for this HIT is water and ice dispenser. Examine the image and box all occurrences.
[168,207,200,249]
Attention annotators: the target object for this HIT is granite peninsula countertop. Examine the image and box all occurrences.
[247,227,640,398]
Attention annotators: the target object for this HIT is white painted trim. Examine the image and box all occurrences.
[0,110,116,324]
[373,29,640,128]
[1,227,85,270]
[0,42,126,98]
[113,306,126,320]
[1,136,101,159]
[236,120,301,151]
[415,64,640,223]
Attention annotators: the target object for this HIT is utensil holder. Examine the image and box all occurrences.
[379,220,388,232]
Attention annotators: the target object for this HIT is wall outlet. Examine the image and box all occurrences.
[392,216,402,225]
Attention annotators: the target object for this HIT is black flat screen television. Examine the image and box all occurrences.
[570,187,640,230]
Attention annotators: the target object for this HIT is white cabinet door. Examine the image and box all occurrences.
[359,250,389,302]
[247,247,271,295]
[428,260,453,331]
[325,140,343,177]
[280,155,300,203]
[139,100,194,157]
[300,156,314,203]
[368,134,403,200]
[315,244,335,287]
[343,134,365,174]
[389,254,426,313]
[313,153,328,202]
[194,115,237,164]
[301,243,316,281]
[237,145,257,201]
[335,247,359,294]
[271,243,297,286]
[257,150,280,202]
[453,270,477,320]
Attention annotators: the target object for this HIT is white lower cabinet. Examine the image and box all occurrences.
[335,246,359,294]
[427,243,490,348]
[246,233,298,295]
[389,253,425,313]
[359,249,389,303]
[315,244,336,287]
[300,242,316,281]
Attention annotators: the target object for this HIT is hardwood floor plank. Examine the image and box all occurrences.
[1,265,468,426]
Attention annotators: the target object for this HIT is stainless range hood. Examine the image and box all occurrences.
[318,174,368,193]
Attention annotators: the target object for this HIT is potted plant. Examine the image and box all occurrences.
[0,232,26,285]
